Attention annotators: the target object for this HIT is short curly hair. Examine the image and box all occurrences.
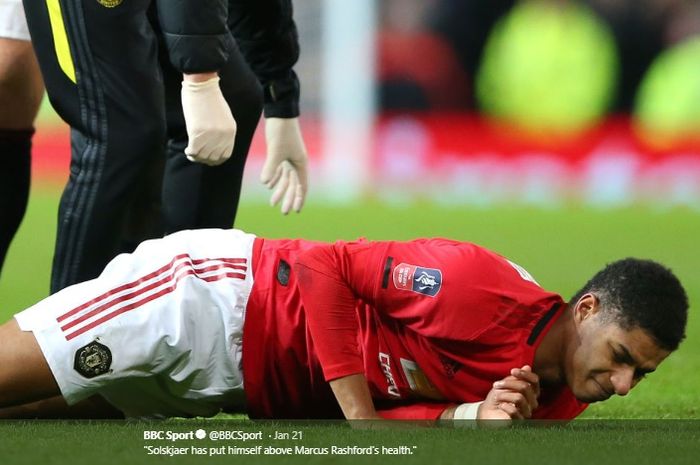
[569,258,688,351]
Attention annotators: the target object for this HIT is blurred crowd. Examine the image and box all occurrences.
[376,0,700,138]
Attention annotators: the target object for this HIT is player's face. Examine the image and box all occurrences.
[565,298,670,403]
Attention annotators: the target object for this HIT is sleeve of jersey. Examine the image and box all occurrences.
[228,0,300,117]
[377,403,451,420]
[156,0,234,73]
[294,241,386,381]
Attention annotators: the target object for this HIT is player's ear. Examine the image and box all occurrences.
[573,293,599,323]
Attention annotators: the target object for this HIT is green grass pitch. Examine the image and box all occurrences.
[0,185,698,464]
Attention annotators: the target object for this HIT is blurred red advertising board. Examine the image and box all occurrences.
[372,114,700,208]
[32,115,700,208]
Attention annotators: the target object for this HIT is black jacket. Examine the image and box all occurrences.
[158,0,300,118]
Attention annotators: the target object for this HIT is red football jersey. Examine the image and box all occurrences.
[242,237,587,420]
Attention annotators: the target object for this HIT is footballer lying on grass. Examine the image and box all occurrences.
[0,229,688,421]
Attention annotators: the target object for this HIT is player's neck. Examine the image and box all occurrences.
[533,305,572,385]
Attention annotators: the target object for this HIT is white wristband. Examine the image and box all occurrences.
[453,401,484,420]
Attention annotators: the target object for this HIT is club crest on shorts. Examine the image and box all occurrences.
[392,263,442,297]
[96,0,123,8]
[74,340,112,378]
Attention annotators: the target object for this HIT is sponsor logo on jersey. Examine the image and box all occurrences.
[392,263,442,297]
[378,352,401,397]
[97,0,122,7]
[74,340,112,378]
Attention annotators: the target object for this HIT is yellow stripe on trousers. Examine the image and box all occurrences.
[46,0,76,83]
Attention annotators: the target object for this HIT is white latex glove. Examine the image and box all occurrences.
[181,76,236,166]
[260,117,309,214]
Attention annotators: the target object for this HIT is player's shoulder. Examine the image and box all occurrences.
[382,237,483,250]
[393,239,545,289]
[372,238,504,278]
[398,237,503,260]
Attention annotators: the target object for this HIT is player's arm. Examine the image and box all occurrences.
[329,374,381,420]
[229,0,308,213]
[157,0,236,166]
[295,239,476,419]
[442,366,541,422]
[377,402,452,420]
[295,241,390,419]
[372,366,540,421]
[296,241,545,421]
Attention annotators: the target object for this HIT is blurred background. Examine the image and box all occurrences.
[293,0,700,207]
[1,0,700,418]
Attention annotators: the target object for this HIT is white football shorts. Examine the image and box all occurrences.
[15,228,256,419]
[0,0,30,41]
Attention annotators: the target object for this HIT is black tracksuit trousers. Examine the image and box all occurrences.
[23,0,263,293]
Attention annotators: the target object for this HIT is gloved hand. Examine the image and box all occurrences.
[260,117,309,214]
[181,76,236,166]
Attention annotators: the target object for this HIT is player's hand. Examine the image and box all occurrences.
[478,365,540,421]
[181,74,236,166]
[260,117,309,215]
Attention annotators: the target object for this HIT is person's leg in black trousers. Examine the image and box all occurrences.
[23,0,167,292]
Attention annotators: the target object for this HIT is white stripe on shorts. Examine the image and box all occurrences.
[56,254,248,341]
